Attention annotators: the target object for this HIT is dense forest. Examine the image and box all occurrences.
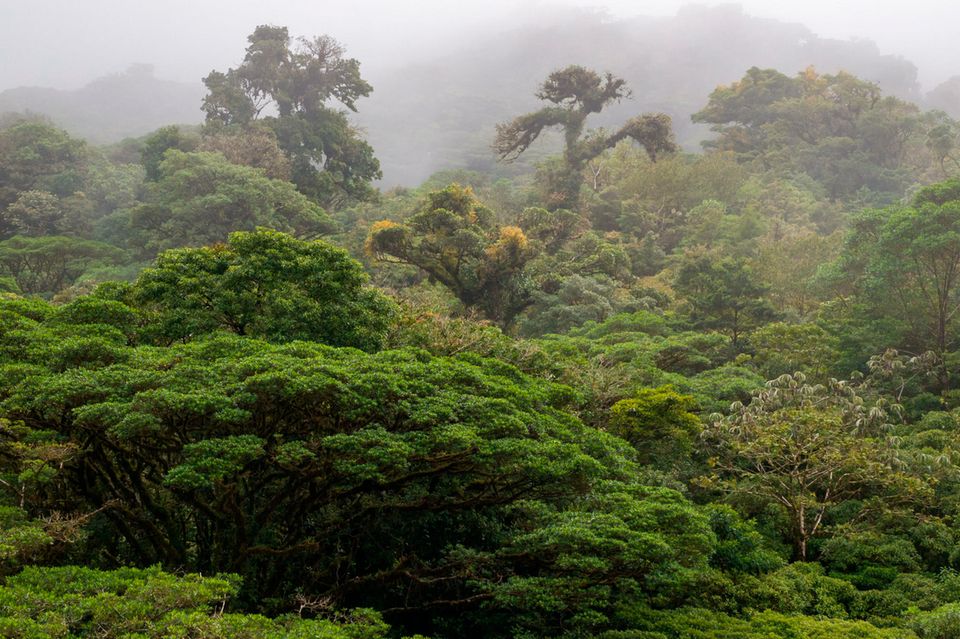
[7,12,960,639]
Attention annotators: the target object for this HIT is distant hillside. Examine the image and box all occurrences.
[0,64,203,144]
[0,5,945,188]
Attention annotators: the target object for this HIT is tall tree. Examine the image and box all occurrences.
[130,150,332,254]
[693,66,941,200]
[494,65,676,209]
[0,121,87,211]
[700,374,927,560]
[202,25,380,206]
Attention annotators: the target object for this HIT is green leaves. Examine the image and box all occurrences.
[131,151,333,253]
[840,180,960,356]
[693,67,931,201]
[367,184,532,326]
[202,26,380,206]
[131,228,396,350]
[0,565,392,639]
[494,66,675,209]
[609,385,700,465]
[165,436,266,490]
[0,305,643,615]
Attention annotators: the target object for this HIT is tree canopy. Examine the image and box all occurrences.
[129,228,396,350]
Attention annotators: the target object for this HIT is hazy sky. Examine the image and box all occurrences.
[1,0,958,91]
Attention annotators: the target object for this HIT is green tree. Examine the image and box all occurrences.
[0,565,392,639]
[0,319,643,625]
[1,190,64,237]
[673,252,776,347]
[700,374,928,560]
[0,235,127,296]
[840,179,960,358]
[494,65,676,209]
[755,230,842,316]
[130,150,333,253]
[140,125,198,181]
[366,184,532,326]
[202,25,380,206]
[694,66,937,200]
[131,228,395,350]
[608,384,700,465]
[0,121,87,211]
[747,322,841,382]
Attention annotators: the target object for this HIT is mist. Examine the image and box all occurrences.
[2,0,959,91]
[4,0,960,185]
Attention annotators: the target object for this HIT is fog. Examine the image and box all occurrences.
[2,0,959,91]
[4,0,960,185]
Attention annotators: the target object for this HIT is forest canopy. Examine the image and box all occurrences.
[4,14,960,639]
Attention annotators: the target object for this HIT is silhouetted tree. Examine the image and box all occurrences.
[494,65,676,209]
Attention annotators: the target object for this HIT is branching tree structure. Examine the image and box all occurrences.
[494,65,676,209]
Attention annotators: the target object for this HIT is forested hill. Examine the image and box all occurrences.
[0,64,204,144]
[2,5,957,185]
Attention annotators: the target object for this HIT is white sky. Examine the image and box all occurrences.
[0,0,957,90]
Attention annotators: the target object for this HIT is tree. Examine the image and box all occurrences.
[130,150,333,254]
[673,252,776,347]
[699,374,928,560]
[608,385,700,466]
[198,125,291,180]
[0,121,87,210]
[755,230,842,316]
[202,25,380,206]
[0,565,392,638]
[693,66,938,200]
[0,235,127,296]
[130,228,396,350]
[840,178,960,357]
[1,190,63,237]
[494,65,676,209]
[0,308,649,627]
[746,322,840,382]
[140,125,197,181]
[366,184,532,326]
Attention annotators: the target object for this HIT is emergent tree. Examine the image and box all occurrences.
[494,65,676,209]
[202,25,380,206]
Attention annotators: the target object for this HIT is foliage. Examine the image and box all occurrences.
[0,122,87,212]
[366,184,532,326]
[130,228,396,350]
[838,179,960,358]
[6,35,960,639]
[0,235,127,296]
[608,385,700,466]
[0,565,392,639]
[700,374,930,560]
[198,125,292,180]
[202,25,380,206]
[130,150,333,254]
[0,304,681,631]
[673,251,776,347]
[746,322,841,382]
[694,66,941,201]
